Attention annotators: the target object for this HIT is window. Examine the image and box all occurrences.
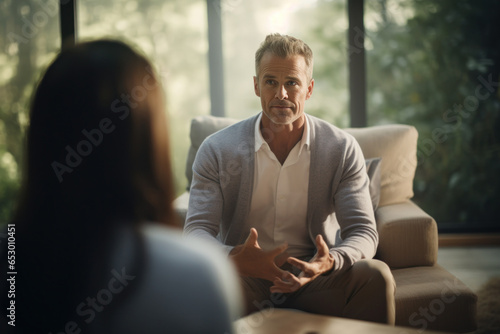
[221,0,349,127]
[0,0,61,222]
[78,0,210,194]
[1,0,498,233]
[365,0,500,232]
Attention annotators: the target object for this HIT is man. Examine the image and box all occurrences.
[184,34,396,324]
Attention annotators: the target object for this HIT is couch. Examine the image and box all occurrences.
[174,115,477,333]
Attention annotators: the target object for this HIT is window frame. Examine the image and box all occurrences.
[60,0,367,124]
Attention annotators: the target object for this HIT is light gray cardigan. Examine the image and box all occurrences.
[184,113,378,274]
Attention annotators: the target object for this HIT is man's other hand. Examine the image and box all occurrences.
[229,228,288,282]
[270,234,334,293]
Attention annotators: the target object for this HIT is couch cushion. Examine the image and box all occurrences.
[392,265,477,332]
[345,125,418,207]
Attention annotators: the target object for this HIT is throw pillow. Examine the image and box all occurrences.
[345,125,418,207]
[365,157,382,211]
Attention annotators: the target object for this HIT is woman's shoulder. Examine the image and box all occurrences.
[142,224,231,275]
[104,224,242,334]
[141,224,241,304]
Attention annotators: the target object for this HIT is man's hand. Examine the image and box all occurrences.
[230,228,289,282]
[270,234,334,293]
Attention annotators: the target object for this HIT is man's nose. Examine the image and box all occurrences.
[275,85,288,100]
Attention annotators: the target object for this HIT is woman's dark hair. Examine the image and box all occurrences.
[3,39,177,332]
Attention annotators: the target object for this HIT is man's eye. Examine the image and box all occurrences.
[288,81,297,86]
[266,80,276,85]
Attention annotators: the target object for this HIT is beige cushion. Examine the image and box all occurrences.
[392,265,477,332]
[345,125,418,207]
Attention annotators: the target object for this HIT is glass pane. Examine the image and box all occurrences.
[78,0,209,195]
[366,0,500,232]
[222,0,349,127]
[0,0,60,224]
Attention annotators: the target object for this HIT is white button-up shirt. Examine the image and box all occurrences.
[244,113,314,258]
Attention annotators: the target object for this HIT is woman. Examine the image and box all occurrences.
[0,40,241,333]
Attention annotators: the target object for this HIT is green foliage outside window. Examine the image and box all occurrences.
[0,0,60,225]
[366,0,500,230]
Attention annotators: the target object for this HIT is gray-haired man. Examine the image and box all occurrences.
[185,33,396,324]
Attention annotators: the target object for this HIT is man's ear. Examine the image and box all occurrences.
[306,78,314,100]
[253,76,261,97]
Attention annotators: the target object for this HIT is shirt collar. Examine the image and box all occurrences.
[254,112,310,153]
[254,113,266,152]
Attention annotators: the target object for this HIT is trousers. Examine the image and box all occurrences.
[240,259,396,325]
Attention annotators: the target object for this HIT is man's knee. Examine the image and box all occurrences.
[348,259,396,324]
[240,277,274,315]
[352,259,395,293]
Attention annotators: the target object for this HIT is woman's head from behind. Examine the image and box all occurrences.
[6,40,178,332]
[20,39,176,226]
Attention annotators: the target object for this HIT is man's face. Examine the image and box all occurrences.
[254,52,314,126]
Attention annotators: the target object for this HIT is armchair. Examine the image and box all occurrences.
[174,115,477,333]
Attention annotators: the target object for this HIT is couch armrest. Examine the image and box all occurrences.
[173,191,190,225]
[375,200,438,268]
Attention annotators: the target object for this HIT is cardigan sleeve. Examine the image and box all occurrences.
[183,139,235,256]
[328,137,379,273]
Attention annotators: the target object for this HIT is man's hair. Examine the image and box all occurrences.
[255,33,314,80]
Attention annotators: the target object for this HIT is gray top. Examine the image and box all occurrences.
[97,225,242,334]
[184,113,378,274]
